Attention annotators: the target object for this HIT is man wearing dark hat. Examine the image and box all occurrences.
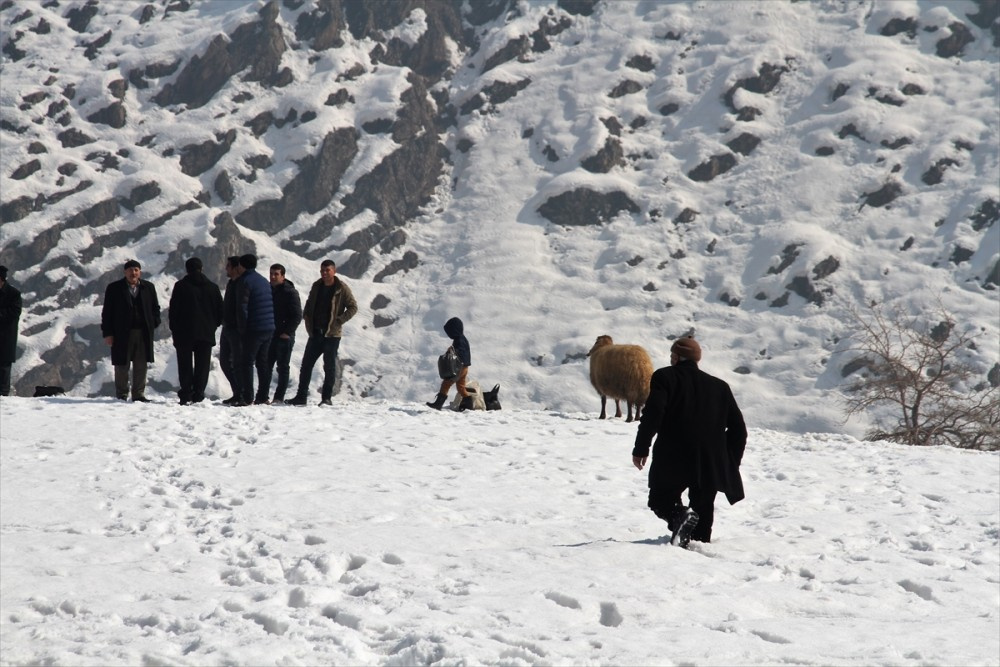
[0,266,23,396]
[632,336,747,548]
[169,257,223,405]
[101,260,161,401]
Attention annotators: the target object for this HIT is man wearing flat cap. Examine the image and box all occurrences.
[101,260,161,402]
[0,265,23,396]
[632,335,747,548]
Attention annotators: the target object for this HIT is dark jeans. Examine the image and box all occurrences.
[219,327,236,394]
[264,335,295,401]
[0,364,10,396]
[295,335,341,400]
[175,341,213,403]
[239,330,273,404]
[649,484,717,543]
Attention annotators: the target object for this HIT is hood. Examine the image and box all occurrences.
[443,317,464,338]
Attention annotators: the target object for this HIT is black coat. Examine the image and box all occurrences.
[0,281,22,365]
[633,360,747,504]
[169,272,224,347]
[272,279,302,338]
[443,317,471,367]
[101,278,161,365]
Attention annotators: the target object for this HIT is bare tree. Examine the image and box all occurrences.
[841,302,999,450]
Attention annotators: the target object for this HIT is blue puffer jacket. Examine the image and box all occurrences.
[237,270,275,334]
[444,316,471,367]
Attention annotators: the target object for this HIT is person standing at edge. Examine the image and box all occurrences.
[169,257,223,405]
[0,266,23,396]
[219,256,242,403]
[262,263,302,404]
[101,259,161,402]
[287,259,357,407]
[632,336,747,548]
[426,317,474,411]
[234,254,274,406]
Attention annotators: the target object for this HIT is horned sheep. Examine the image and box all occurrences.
[586,335,653,422]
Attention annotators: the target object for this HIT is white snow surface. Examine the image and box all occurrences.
[1,395,998,666]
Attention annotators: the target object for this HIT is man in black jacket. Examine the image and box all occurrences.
[0,265,23,396]
[101,259,161,402]
[219,256,241,403]
[261,263,302,404]
[632,336,747,547]
[169,257,224,405]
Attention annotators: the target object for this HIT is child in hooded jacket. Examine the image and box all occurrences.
[427,317,473,411]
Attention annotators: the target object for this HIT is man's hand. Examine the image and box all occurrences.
[104,336,113,346]
[632,455,646,471]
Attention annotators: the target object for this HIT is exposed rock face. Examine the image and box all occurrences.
[537,188,640,226]
[153,2,288,109]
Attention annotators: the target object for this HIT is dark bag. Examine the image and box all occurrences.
[438,347,461,379]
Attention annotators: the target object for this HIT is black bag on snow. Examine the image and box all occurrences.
[438,347,461,379]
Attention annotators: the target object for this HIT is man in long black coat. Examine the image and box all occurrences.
[632,336,747,547]
[169,257,223,404]
[101,259,161,401]
[0,265,23,396]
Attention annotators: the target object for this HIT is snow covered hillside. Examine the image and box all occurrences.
[0,1,998,436]
[1,396,998,665]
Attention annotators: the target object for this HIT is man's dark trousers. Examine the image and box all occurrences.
[265,336,295,402]
[239,330,272,404]
[295,335,341,400]
[176,341,212,403]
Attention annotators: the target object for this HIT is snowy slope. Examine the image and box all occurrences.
[0,1,997,438]
[1,396,998,665]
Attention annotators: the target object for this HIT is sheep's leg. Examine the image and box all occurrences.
[614,399,622,419]
[625,402,634,423]
[599,395,607,419]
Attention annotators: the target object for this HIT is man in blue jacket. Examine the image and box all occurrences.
[234,254,274,406]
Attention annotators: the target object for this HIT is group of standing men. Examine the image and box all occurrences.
[100,255,357,407]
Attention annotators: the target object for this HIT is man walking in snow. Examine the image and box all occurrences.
[287,259,357,406]
[632,336,747,547]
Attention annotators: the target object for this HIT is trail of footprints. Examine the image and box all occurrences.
[96,416,621,661]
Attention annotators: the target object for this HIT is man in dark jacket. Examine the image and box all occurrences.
[219,256,241,404]
[632,336,747,548]
[169,257,224,405]
[261,263,302,404]
[101,259,161,402]
[0,265,23,396]
[234,254,275,406]
[426,317,474,411]
[287,259,357,406]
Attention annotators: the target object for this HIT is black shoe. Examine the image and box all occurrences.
[286,395,307,406]
[670,509,700,549]
[229,400,250,407]
[116,394,129,401]
[426,393,447,410]
[319,398,332,406]
[222,396,237,405]
[253,398,271,405]
[458,396,474,412]
[132,396,150,403]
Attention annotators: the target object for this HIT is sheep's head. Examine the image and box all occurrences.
[587,335,614,357]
